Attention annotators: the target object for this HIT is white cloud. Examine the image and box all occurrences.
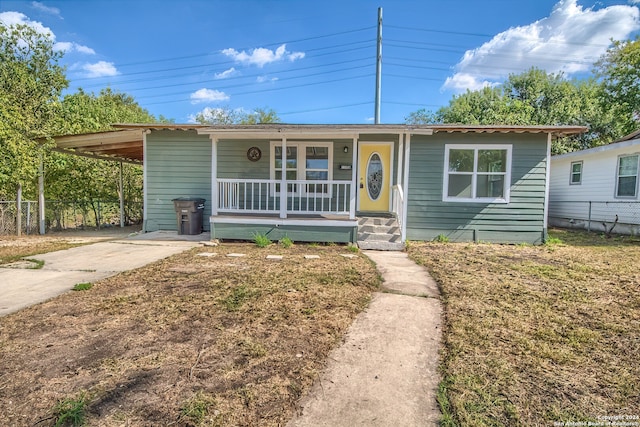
[443,0,640,92]
[54,41,95,54]
[1,11,96,56]
[629,0,640,4]
[75,44,96,54]
[190,88,230,104]
[214,67,236,79]
[31,2,62,18]
[82,61,118,78]
[0,11,53,36]
[187,106,246,124]
[256,75,278,83]
[221,43,305,67]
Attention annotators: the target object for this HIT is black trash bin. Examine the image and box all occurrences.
[172,197,205,235]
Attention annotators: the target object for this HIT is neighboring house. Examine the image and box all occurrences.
[53,124,585,248]
[549,130,640,235]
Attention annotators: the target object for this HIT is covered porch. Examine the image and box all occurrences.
[202,125,412,244]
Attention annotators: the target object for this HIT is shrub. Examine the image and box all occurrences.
[52,392,88,427]
[253,233,272,248]
[280,236,294,248]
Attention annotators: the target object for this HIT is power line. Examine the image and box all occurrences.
[280,101,373,116]
[72,44,376,88]
[387,24,494,38]
[131,63,373,95]
[103,27,376,70]
[140,73,372,106]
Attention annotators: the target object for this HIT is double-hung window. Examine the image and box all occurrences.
[443,144,512,203]
[570,161,583,185]
[616,154,639,198]
[271,142,333,196]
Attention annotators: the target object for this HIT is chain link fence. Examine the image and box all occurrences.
[0,200,143,235]
[548,200,640,235]
[0,201,40,235]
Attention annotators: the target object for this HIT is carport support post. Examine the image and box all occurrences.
[119,161,124,228]
[16,183,22,237]
[39,154,46,235]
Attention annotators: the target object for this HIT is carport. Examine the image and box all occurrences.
[42,124,203,235]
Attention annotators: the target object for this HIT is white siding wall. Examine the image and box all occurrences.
[549,140,640,230]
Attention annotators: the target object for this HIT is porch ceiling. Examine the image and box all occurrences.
[51,129,146,163]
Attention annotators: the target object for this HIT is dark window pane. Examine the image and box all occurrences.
[477,174,504,198]
[478,150,506,172]
[618,176,637,197]
[449,149,474,172]
[619,155,638,176]
[448,174,472,198]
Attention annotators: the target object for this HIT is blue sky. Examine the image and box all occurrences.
[1,0,639,124]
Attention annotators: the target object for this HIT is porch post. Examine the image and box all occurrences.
[349,136,358,219]
[211,137,218,216]
[279,136,287,219]
[401,132,411,242]
[397,135,404,189]
[142,130,149,232]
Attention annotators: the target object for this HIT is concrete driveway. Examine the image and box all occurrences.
[0,232,205,316]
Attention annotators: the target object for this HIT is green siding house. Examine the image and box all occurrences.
[54,124,585,248]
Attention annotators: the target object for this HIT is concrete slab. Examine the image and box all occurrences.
[288,250,442,427]
[364,251,440,298]
[0,238,199,317]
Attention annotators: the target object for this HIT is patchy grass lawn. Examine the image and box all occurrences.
[408,229,640,426]
[0,243,380,426]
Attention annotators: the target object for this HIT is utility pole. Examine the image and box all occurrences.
[374,7,382,124]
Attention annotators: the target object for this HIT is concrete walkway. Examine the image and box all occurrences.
[0,231,205,316]
[288,251,442,427]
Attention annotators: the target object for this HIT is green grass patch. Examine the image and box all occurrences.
[279,236,293,248]
[52,392,88,427]
[179,391,218,426]
[72,282,93,291]
[24,258,45,269]
[252,232,272,248]
[434,234,450,243]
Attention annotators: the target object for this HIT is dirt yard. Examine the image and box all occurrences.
[0,241,380,426]
[408,229,640,426]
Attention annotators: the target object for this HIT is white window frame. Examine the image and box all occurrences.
[443,144,512,203]
[570,161,583,185]
[270,141,333,197]
[615,154,639,199]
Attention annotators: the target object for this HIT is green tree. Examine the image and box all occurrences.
[54,88,162,133]
[0,22,68,200]
[46,88,160,228]
[594,37,640,135]
[406,68,624,153]
[194,106,280,125]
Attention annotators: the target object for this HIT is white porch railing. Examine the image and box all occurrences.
[216,179,353,216]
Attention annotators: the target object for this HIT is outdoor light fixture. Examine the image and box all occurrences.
[343,146,349,153]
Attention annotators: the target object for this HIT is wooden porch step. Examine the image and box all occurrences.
[357,216,404,251]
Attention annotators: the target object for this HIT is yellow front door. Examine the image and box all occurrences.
[358,143,392,212]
